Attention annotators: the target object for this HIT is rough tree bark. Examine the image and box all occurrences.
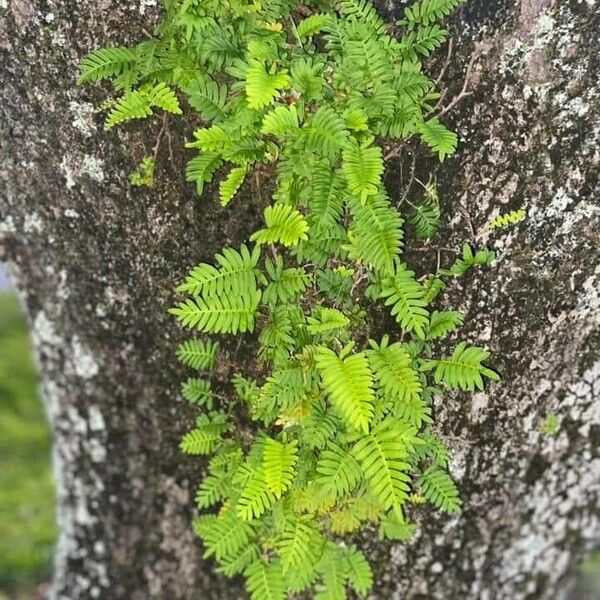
[1,0,598,598]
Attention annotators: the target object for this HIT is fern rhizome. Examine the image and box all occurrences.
[80,1,500,597]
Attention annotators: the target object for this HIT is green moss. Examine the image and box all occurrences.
[0,292,56,591]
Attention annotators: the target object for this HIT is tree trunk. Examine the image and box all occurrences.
[1,0,598,598]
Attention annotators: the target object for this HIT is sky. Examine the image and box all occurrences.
[0,263,11,290]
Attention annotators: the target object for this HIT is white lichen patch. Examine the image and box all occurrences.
[23,212,43,234]
[139,0,157,15]
[71,336,99,379]
[60,154,78,189]
[0,214,16,236]
[69,101,97,138]
[32,310,62,348]
[81,155,105,183]
[60,153,105,188]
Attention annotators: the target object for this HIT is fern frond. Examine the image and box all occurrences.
[315,347,375,434]
[427,310,463,340]
[379,264,430,339]
[186,78,228,120]
[307,164,346,230]
[290,57,325,101]
[345,546,373,596]
[367,336,422,405]
[410,177,440,239]
[176,244,260,296]
[181,377,213,407]
[315,442,362,499]
[421,341,500,390]
[352,419,415,513]
[105,83,182,130]
[302,107,349,156]
[251,204,309,247]
[404,0,467,26]
[339,0,387,35]
[417,117,457,161]
[217,544,260,577]
[219,166,248,206]
[378,513,418,541]
[261,105,300,137]
[245,559,286,600]
[180,412,229,455]
[194,511,256,561]
[296,13,332,38]
[403,24,449,58]
[78,47,137,84]
[237,463,278,520]
[307,308,350,336]
[185,152,223,195]
[487,208,526,230]
[346,194,404,275]
[176,338,219,371]
[170,290,261,334]
[342,138,384,203]
[195,474,229,509]
[278,520,323,575]
[442,244,496,277]
[263,256,311,306]
[246,61,291,110]
[419,466,461,513]
[263,438,298,497]
[315,543,347,600]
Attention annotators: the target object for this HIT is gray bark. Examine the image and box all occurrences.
[0,0,598,598]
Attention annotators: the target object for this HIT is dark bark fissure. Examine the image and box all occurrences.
[1,1,599,598]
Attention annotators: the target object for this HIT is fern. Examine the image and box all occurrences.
[346,194,404,275]
[487,208,526,230]
[410,176,441,239]
[237,464,278,520]
[419,466,461,513]
[297,13,332,39]
[176,338,219,371]
[78,47,137,84]
[417,117,458,161]
[263,438,298,496]
[180,412,229,455]
[176,244,260,296]
[421,341,500,391]
[245,559,286,600]
[367,336,423,406]
[181,377,213,407]
[219,166,248,206]
[186,78,228,121]
[315,443,362,499]
[404,0,468,26]
[427,310,463,339]
[278,520,323,575]
[316,346,375,434]
[105,83,182,129]
[245,61,291,110]
[251,204,310,247]
[352,419,415,515]
[342,138,384,203]
[193,511,256,561]
[345,546,373,595]
[80,1,501,597]
[170,291,261,334]
[261,106,300,137]
[379,264,430,339]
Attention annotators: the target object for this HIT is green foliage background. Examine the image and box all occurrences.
[0,292,56,595]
